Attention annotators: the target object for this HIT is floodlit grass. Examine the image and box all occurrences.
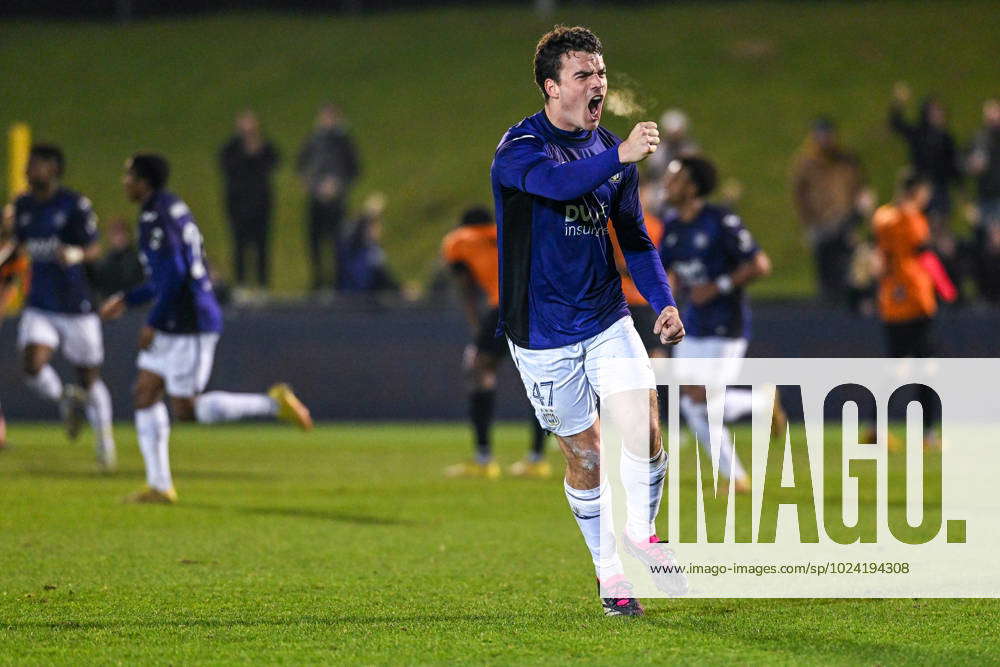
[1,421,995,664]
[1,2,998,296]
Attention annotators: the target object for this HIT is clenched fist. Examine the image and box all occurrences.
[617,121,660,164]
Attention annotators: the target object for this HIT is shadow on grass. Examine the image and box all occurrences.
[180,501,416,526]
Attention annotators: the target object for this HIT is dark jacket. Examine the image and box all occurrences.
[296,127,360,200]
[219,137,280,220]
[889,102,961,187]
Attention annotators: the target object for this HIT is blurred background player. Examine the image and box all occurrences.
[0,235,30,450]
[658,156,775,494]
[100,154,314,504]
[493,26,686,616]
[440,206,549,480]
[2,144,116,470]
[872,171,956,449]
[609,176,666,357]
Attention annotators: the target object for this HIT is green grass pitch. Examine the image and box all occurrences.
[1,422,996,664]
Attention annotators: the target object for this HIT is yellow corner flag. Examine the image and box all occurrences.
[8,123,30,201]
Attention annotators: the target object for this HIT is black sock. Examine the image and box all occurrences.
[470,390,495,460]
[530,420,547,461]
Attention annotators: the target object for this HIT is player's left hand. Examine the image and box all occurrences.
[138,325,155,351]
[653,305,685,346]
[689,283,720,306]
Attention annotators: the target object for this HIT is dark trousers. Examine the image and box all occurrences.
[307,198,345,290]
[813,229,855,306]
[883,317,940,428]
[230,213,270,287]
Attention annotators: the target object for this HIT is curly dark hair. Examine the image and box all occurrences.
[533,25,603,98]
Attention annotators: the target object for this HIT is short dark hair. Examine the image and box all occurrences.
[677,156,717,198]
[129,153,170,190]
[533,25,603,98]
[29,143,65,176]
[460,206,493,226]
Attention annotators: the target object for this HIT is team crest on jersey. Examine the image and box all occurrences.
[610,171,622,184]
[694,232,709,249]
[540,409,561,430]
[664,233,677,247]
[53,211,67,229]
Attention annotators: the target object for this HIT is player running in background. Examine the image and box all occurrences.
[658,157,774,494]
[492,26,685,616]
[0,236,28,450]
[1,145,116,470]
[872,171,956,449]
[100,154,313,504]
[441,206,550,479]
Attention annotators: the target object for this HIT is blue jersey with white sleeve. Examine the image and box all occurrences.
[13,188,98,314]
[491,110,674,349]
[124,191,222,334]
[658,203,760,339]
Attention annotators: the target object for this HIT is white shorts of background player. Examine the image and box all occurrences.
[137,332,219,398]
[17,307,104,367]
[508,315,656,437]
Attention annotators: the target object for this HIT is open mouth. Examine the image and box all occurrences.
[588,94,604,118]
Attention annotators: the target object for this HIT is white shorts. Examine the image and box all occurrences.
[673,336,748,386]
[137,332,219,398]
[17,307,104,367]
[508,316,655,437]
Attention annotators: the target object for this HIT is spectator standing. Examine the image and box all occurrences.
[297,103,360,292]
[219,110,280,289]
[967,99,1000,227]
[889,83,962,230]
[645,108,700,185]
[87,217,144,298]
[791,117,873,305]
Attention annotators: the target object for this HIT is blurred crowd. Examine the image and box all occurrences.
[790,85,1000,313]
[217,103,398,302]
[66,87,1000,311]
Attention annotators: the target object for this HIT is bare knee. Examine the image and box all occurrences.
[22,345,50,377]
[133,371,164,410]
[466,351,498,391]
[76,367,100,389]
[682,385,707,404]
[558,427,601,489]
[171,397,196,422]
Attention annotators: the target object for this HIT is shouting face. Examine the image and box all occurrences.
[544,51,607,132]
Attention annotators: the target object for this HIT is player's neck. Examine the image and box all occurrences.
[543,104,585,134]
[30,181,59,202]
[677,198,705,222]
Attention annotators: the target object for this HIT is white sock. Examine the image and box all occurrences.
[135,403,172,492]
[723,388,754,422]
[564,480,624,581]
[680,395,746,482]
[86,380,115,451]
[620,448,666,542]
[194,392,277,424]
[24,365,62,403]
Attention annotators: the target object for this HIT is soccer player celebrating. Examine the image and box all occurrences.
[2,145,116,469]
[658,157,773,494]
[492,26,684,616]
[441,206,549,479]
[100,154,313,504]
